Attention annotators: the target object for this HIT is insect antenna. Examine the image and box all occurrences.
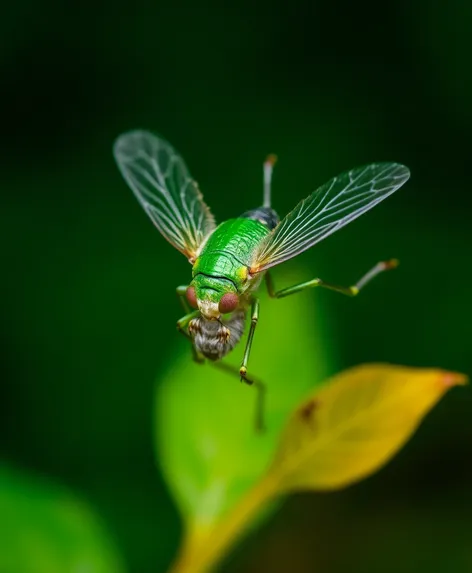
[263,154,277,208]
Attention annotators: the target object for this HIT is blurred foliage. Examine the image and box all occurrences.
[0,465,125,573]
[159,357,464,573]
[1,0,471,571]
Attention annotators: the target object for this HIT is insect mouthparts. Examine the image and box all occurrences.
[197,299,221,320]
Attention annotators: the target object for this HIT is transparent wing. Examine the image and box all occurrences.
[113,130,216,261]
[251,163,410,272]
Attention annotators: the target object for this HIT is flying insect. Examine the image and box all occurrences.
[113,131,410,429]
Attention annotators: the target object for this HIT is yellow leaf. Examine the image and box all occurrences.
[268,364,467,492]
[167,364,465,573]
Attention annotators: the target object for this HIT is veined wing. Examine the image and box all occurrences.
[113,130,216,261]
[251,163,410,272]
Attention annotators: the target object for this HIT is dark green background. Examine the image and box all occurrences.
[1,1,471,571]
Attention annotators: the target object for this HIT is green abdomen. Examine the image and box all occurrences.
[193,218,269,279]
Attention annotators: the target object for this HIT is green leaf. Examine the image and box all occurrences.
[154,269,331,529]
[164,364,465,573]
[0,465,125,573]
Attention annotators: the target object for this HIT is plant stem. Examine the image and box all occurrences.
[168,474,278,573]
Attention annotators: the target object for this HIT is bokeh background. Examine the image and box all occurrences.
[1,0,471,571]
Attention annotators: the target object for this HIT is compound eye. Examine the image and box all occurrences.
[218,292,239,314]
[186,286,198,309]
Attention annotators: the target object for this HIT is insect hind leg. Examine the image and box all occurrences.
[239,154,279,229]
[263,154,277,208]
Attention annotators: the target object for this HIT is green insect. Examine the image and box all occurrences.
[113,131,410,430]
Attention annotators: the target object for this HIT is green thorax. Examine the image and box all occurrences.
[193,218,269,282]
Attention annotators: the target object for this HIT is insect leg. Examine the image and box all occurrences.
[263,154,277,208]
[237,298,266,431]
[176,311,204,364]
[176,309,200,336]
[265,259,399,298]
[212,360,266,433]
[176,285,192,313]
[240,298,260,376]
[176,287,203,363]
[176,288,200,332]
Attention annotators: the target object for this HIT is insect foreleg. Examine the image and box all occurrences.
[263,154,277,208]
[176,284,192,314]
[175,290,203,363]
[175,308,198,337]
[265,259,399,299]
[176,316,204,364]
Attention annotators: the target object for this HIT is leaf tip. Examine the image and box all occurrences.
[441,371,468,388]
